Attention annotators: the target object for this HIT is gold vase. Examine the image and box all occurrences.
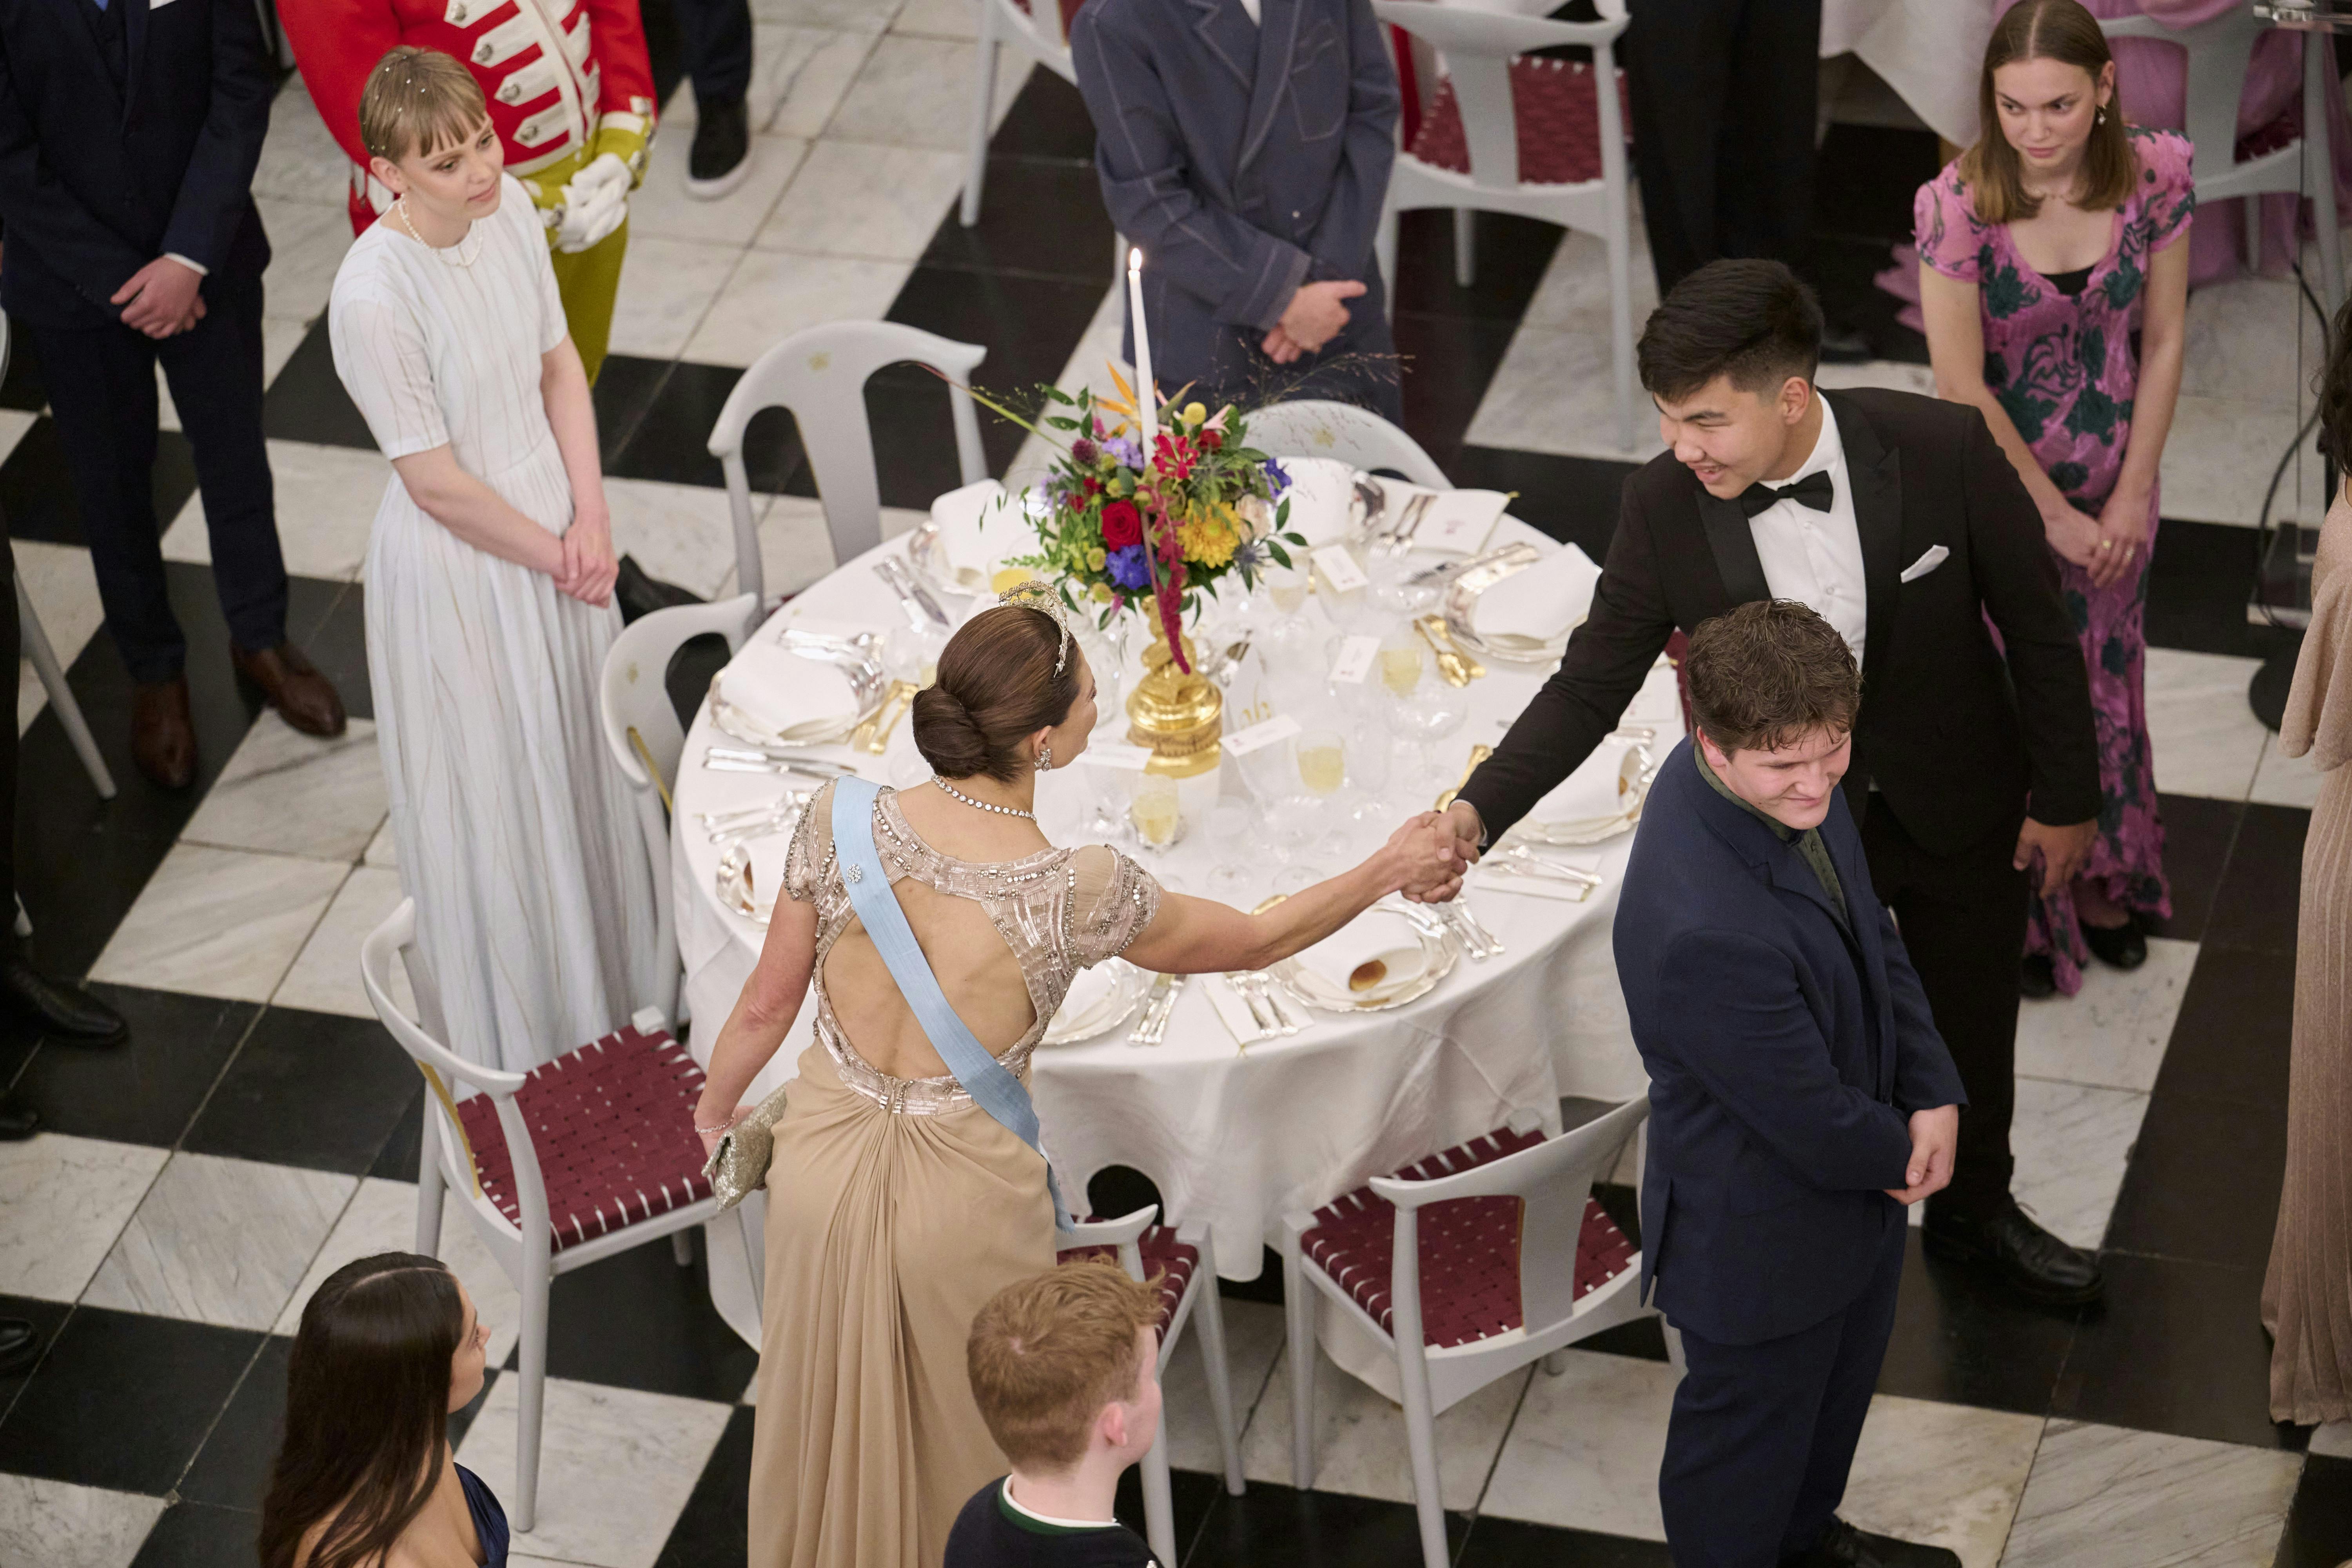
[1126,613,1223,777]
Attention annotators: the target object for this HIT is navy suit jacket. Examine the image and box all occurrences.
[1072,0,1397,397]
[0,0,272,328]
[1614,742,1967,1346]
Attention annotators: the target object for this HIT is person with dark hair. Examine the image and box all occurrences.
[2262,296,2352,1430]
[692,593,1462,1568]
[1916,0,2192,999]
[1619,599,1965,1568]
[1440,257,2106,1305]
[259,1252,503,1568]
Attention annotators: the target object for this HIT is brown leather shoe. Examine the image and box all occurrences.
[230,642,347,738]
[131,677,198,790]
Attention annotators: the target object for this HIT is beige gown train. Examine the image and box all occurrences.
[2263,492,2352,1426]
[748,784,1162,1568]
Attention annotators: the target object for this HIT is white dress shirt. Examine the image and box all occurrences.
[1747,397,1869,670]
[1237,0,1259,21]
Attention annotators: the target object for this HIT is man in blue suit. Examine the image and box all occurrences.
[1616,599,1966,1568]
[0,0,345,790]
[1072,0,1401,421]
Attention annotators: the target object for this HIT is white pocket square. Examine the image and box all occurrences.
[1899,544,1949,584]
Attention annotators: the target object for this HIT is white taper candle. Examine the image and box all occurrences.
[1126,246,1156,459]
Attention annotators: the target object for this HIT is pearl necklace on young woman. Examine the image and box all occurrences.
[931,777,1035,820]
[391,196,482,269]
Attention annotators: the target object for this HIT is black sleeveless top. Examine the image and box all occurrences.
[456,1465,510,1566]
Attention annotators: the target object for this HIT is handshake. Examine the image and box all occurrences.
[1379,800,1488,904]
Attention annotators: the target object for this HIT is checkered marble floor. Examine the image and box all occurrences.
[3,7,2350,1565]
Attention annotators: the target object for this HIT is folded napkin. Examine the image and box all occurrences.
[715,642,862,740]
[1276,457,1358,548]
[930,478,1007,583]
[1208,977,1272,1045]
[1382,485,1510,556]
[1529,740,1638,823]
[1624,657,1685,731]
[1296,914,1425,993]
[1059,962,1121,1025]
[1474,543,1602,644]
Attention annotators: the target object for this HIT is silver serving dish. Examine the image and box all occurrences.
[1440,543,1575,668]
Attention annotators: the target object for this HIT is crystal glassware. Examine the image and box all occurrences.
[1128,771,1184,852]
[1296,728,1346,797]
[1403,681,1472,797]
[1377,623,1425,702]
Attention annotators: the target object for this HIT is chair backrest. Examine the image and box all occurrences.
[1370,1095,1648,1339]
[985,0,1076,76]
[1056,1203,1159,1283]
[708,322,990,601]
[1373,0,1629,193]
[2097,10,2286,200]
[1245,399,1452,489]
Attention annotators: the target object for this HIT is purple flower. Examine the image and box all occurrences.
[1070,437,1100,465]
[1262,458,1291,496]
[1104,436,1144,472]
[1105,543,1152,591]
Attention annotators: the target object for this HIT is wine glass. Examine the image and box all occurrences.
[1402,682,1472,798]
[1296,728,1346,799]
[1082,760,1132,845]
[1205,800,1260,904]
[1128,772,1184,853]
[1377,624,1425,704]
[885,622,948,688]
[1342,714,1399,829]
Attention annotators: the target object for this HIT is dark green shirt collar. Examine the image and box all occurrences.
[1694,743,1850,929]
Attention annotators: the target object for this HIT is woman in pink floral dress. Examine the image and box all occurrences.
[1916,0,2194,998]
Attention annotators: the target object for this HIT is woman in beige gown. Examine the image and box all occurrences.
[693,599,1465,1568]
[2263,475,2352,1427]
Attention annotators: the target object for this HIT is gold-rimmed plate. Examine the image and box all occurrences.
[1043,959,1152,1045]
[1512,744,1659,845]
[1269,905,1458,1013]
[1442,543,1573,668]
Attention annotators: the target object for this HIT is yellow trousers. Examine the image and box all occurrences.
[548,217,629,384]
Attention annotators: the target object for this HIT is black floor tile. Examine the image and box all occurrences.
[1389,211,1565,325]
[2277,1453,2352,1568]
[2152,943,2294,1112]
[655,1404,753,1568]
[128,1502,261,1568]
[2147,793,2243,945]
[2144,518,2300,661]
[1875,1231,2077,1416]
[1392,312,1523,467]
[922,155,1114,283]
[889,266,1110,478]
[179,1334,289,1511]
[182,1007,420,1175]
[2202,801,2307,956]
[1811,234,1928,365]
[1457,1514,1675,1567]
[543,1231,758,1405]
[0,415,202,551]
[1450,445,1635,562]
[1114,1461,1221,1564]
[0,985,256,1147]
[593,352,682,465]
[289,578,372,724]
[0,1306,262,1493]
[2053,1251,2301,1451]
[0,1294,75,1422]
[603,360,800,494]
[260,320,375,450]
[0,321,46,410]
[368,1082,426,1182]
[2104,1088,2285,1272]
[1813,124,1942,249]
[1189,1481,1466,1568]
[983,65,1098,162]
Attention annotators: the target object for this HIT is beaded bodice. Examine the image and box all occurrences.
[782,784,1161,1114]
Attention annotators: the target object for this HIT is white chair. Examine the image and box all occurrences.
[1056,1204,1246,1566]
[597,594,758,1027]
[1373,0,1638,451]
[360,898,750,1532]
[2098,8,2342,294]
[1281,1097,1653,1568]
[964,0,1076,226]
[707,323,989,609]
[1243,399,1452,488]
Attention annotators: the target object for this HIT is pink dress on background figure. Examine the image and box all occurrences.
[1913,126,2194,993]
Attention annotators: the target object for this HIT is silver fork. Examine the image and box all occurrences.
[1441,898,1503,959]
[1245,972,1304,1034]
[1223,974,1277,1035]
[1129,973,1182,1045]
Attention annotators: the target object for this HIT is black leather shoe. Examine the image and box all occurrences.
[2020,954,2056,1000]
[615,555,706,624]
[1922,1200,2104,1305]
[1,955,127,1044]
[2079,914,2147,971]
[0,1102,35,1140]
[1784,1517,1961,1568]
[686,97,752,199]
[0,1318,41,1377]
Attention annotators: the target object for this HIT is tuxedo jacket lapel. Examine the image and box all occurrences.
[1828,392,1906,685]
[1184,0,1256,92]
[120,0,146,123]
[1696,488,1771,606]
[1239,0,1300,174]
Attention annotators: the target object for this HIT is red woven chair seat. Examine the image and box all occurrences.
[1406,57,1631,188]
[454,1025,713,1252]
[1300,1125,1637,1349]
[1062,1223,1200,1340]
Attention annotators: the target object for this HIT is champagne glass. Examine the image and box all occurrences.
[1128,772,1184,853]
[1403,682,1472,797]
[1377,624,1425,702]
[1342,714,1399,829]
[1205,800,1260,903]
[1265,561,1311,622]
[885,622,948,688]
[1082,760,1132,845]
[1296,728,1346,798]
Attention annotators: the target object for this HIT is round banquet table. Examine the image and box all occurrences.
[673,502,1678,1349]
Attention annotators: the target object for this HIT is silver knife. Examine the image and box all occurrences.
[874,556,951,630]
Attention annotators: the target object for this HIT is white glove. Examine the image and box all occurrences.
[553,153,632,254]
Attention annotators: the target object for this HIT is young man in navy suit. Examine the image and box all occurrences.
[1615,600,1966,1568]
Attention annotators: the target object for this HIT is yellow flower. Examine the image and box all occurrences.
[1087,546,1108,571]
[1091,582,1114,603]
[1177,508,1238,568]
[1182,401,1207,428]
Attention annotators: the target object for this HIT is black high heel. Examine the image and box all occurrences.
[2078,914,2147,971]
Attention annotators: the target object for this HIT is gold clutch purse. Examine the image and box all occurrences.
[702,1082,791,1211]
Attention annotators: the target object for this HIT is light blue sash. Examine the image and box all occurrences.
[830,777,1070,1225]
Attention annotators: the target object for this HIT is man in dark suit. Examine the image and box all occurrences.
[1619,599,1965,1568]
[1073,0,1401,421]
[1446,260,2106,1304]
[0,0,344,790]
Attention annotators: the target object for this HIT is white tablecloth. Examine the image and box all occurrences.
[1821,0,1996,146]
[673,505,1674,1341]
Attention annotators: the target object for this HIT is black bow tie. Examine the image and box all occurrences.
[1737,471,1835,519]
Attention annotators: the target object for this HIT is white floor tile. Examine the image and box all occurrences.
[754,139,969,261]
[630,131,809,248]
[605,477,749,601]
[0,1475,170,1568]
[826,34,1031,152]
[0,407,35,466]
[90,843,349,1003]
[365,818,399,868]
[1164,1298,1283,1475]
[253,78,359,210]
[160,439,390,584]
[1840,1396,2045,1568]
[893,0,980,39]
[1998,1420,2300,1567]
[2179,271,2325,412]
[272,865,412,1021]
[455,1376,735,1568]
[257,195,358,327]
[2014,935,2198,1094]
[82,1151,356,1330]
[1519,222,1659,340]
[682,251,909,367]
[2145,647,2269,803]
[2160,393,2328,531]
[756,26,883,139]
[1240,1342,1531,1512]
[1816,359,1940,397]
[744,495,842,599]
[1480,1346,1677,1538]
[0,1135,168,1303]
[2007,1078,2149,1252]
[604,237,744,361]
[275,1175,524,1369]
[2249,733,2332,811]
[15,537,104,736]
[752,0,901,32]
[182,713,386,862]
[2311,1419,2352,1459]
[1463,322,1663,464]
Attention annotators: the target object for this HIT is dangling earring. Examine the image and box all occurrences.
[2095,108,2107,127]
[1038,740,1053,772]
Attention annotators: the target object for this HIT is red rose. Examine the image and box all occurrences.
[1100,499,1143,549]
[1199,429,1222,451]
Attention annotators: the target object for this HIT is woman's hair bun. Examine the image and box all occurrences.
[909,604,1082,784]
[911,685,991,779]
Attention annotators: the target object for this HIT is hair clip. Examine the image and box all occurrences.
[998,580,1073,676]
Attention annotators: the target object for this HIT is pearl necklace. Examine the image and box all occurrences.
[932,777,1035,820]
[392,198,482,269]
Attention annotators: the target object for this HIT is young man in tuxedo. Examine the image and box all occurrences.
[1445,259,2106,1304]
[1619,600,1964,1568]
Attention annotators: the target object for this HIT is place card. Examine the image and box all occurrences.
[1414,490,1510,555]
[1327,634,1380,685]
[1221,713,1302,758]
[1080,742,1154,771]
[1312,544,1370,595]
